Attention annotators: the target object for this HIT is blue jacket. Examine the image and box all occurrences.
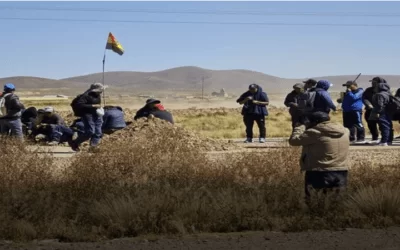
[313,80,336,113]
[236,84,269,116]
[342,88,364,112]
[102,106,126,130]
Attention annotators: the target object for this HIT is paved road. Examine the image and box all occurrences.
[28,138,400,158]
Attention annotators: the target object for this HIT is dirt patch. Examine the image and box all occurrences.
[4,227,400,250]
[102,117,238,152]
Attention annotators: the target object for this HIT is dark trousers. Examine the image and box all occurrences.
[0,119,23,140]
[73,114,103,147]
[364,109,379,141]
[50,125,74,144]
[343,110,365,141]
[305,171,348,199]
[243,114,266,139]
[377,113,394,144]
[290,112,301,128]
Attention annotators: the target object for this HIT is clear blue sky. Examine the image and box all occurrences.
[1,1,400,79]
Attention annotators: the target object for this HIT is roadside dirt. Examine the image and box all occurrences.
[3,227,400,250]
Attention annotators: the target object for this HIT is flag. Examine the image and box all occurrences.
[105,32,124,56]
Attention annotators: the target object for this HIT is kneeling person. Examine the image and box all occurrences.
[289,112,349,199]
[102,106,127,134]
[134,99,174,124]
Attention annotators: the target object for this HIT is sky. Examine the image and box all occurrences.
[1,1,400,79]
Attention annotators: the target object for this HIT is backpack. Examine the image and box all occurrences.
[70,94,84,117]
[0,93,12,117]
[298,90,316,113]
[386,95,400,120]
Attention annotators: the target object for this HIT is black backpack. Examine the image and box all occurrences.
[71,94,84,117]
[386,95,400,120]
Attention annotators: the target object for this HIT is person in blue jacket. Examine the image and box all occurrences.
[313,80,337,114]
[102,106,126,134]
[236,84,269,143]
[338,81,365,143]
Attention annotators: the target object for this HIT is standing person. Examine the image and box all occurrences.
[313,80,337,114]
[370,77,394,146]
[303,79,318,92]
[339,81,365,143]
[362,80,380,144]
[284,83,305,128]
[70,83,106,151]
[289,112,349,200]
[236,84,269,143]
[0,83,25,140]
[297,79,318,125]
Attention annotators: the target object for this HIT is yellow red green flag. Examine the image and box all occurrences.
[105,32,124,56]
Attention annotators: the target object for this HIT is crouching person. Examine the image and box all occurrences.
[102,106,126,134]
[288,112,349,200]
[47,125,74,146]
[134,99,174,124]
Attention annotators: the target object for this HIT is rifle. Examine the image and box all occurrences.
[353,73,361,83]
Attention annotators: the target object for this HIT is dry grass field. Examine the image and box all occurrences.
[1,96,399,245]
[1,132,400,242]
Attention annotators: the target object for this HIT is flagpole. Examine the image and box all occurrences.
[102,49,106,106]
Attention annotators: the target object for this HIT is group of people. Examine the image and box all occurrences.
[236,77,400,198]
[0,82,174,151]
[235,77,400,147]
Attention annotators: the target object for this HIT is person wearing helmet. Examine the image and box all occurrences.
[0,83,25,139]
[70,83,106,151]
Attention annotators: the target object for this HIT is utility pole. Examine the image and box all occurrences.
[201,76,204,100]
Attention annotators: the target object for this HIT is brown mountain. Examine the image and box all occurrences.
[1,66,399,95]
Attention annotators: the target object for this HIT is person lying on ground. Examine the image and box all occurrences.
[236,83,269,143]
[284,83,305,128]
[102,106,127,134]
[288,111,349,201]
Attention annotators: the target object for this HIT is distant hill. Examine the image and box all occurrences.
[61,66,291,94]
[1,66,400,95]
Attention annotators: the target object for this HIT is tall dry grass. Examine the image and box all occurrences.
[0,132,400,242]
